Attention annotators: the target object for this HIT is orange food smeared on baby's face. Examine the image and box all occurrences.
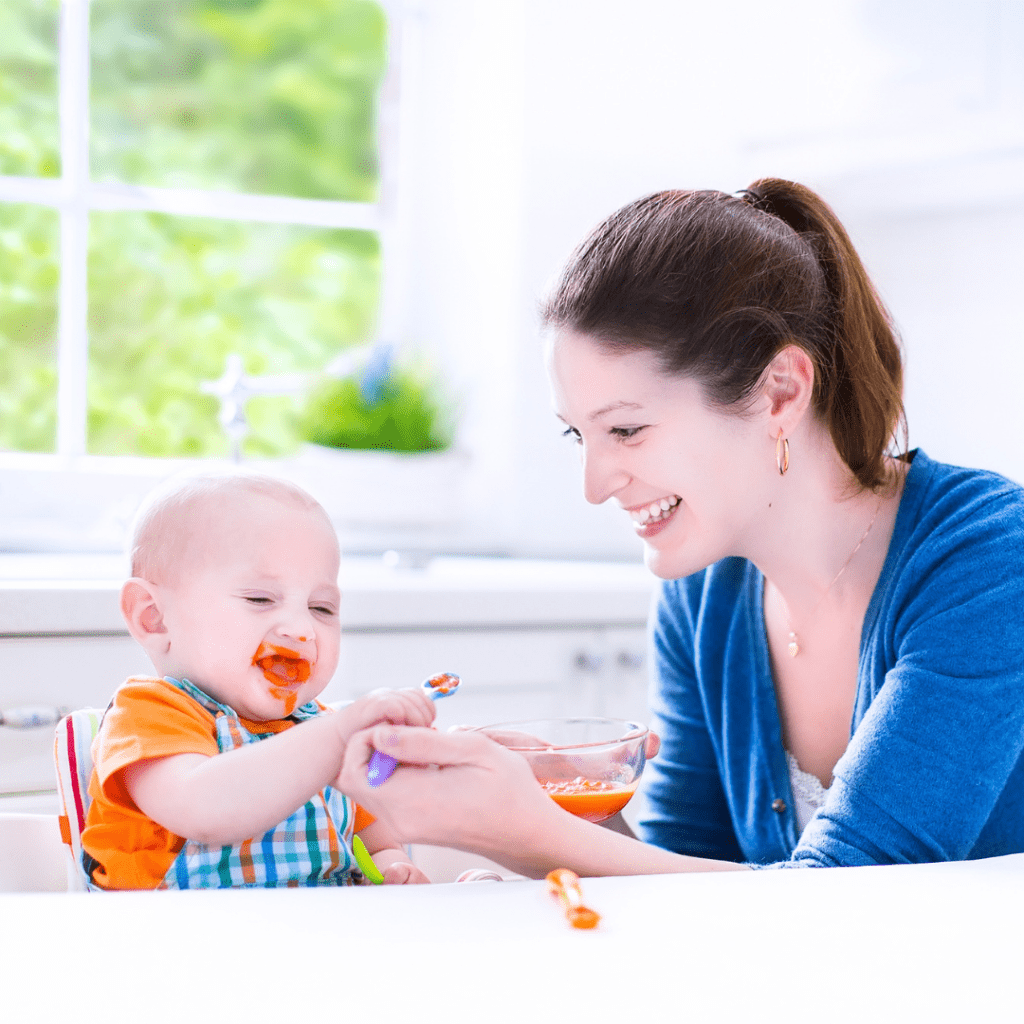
[252,642,312,717]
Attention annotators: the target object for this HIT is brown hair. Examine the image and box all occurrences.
[540,178,907,491]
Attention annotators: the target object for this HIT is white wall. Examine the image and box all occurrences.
[404,0,1024,561]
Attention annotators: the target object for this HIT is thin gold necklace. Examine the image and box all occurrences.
[783,496,883,658]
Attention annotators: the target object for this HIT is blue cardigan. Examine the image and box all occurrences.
[636,450,1024,867]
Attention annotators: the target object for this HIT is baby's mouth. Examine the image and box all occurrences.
[252,642,312,686]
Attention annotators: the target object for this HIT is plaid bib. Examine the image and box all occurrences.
[156,677,357,889]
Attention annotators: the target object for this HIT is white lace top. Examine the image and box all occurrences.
[785,750,830,834]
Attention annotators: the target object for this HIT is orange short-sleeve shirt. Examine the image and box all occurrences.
[81,677,374,890]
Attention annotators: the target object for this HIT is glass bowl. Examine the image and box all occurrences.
[471,717,648,823]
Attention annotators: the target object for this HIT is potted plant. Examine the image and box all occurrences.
[294,346,466,530]
[301,345,454,454]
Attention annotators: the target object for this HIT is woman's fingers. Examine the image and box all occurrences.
[451,724,660,758]
[338,724,556,855]
[356,722,498,770]
[645,731,660,760]
[473,727,552,749]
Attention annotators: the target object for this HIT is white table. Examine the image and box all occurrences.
[2,856,1022,1022]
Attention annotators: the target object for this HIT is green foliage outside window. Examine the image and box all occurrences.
[90,0,385,202]
[0,0,386,458]
[88,213,380,458]
[0,2,60,454]
[0,0,60,179]
[0,203,59,453]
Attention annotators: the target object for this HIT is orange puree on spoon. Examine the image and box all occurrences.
[252,642,312,717]
[541,777,639,823]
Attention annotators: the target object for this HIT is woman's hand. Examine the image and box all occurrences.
[645,731,660,761]
[339,723,738,879]
[337,724,567,873]
[451,724,660,762]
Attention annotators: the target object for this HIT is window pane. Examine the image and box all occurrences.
[90,0,386,202]
[0,0,60,178]
[87,210,380,458]
[0,202,59,453]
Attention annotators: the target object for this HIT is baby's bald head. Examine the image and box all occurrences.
[129,473,335,586]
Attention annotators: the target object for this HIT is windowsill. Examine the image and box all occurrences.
[0,449,491,558]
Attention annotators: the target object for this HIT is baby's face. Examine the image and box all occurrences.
[154,493,342,721]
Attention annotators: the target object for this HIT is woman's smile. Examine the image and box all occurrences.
[628,495,682,535]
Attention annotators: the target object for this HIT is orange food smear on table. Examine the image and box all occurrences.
[541,777,638,823]
[252,642,311,717]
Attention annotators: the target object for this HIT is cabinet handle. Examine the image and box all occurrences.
[616,650,644,670]
[574,651,605,673]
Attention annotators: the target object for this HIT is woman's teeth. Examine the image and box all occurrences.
[631,495,681,525]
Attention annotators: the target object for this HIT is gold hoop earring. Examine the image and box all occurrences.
[776,431,790,476]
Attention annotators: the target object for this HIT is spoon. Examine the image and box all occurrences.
[546,868,601,929]
[366,672,461,787]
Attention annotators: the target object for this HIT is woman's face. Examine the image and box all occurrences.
[546,329,774,579]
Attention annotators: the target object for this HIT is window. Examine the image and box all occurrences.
[0,0,393,464]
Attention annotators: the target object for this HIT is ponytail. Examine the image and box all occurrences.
[542,178,907,491]
[741,179,906,490]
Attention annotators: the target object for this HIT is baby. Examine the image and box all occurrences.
[80,472,434,890]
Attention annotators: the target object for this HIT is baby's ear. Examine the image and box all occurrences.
[121,578,169,653]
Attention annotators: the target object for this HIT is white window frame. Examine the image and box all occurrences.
[0,0,412,469]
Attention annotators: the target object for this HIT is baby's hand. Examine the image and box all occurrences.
[382,860,431,885]
[336,688,435,744]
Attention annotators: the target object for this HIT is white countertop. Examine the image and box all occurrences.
[0,554,659,634]
[2,855,1022,1021]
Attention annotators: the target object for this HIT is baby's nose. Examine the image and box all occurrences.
[276,612,317,647]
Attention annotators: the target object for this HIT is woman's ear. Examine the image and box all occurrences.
[121,578,169,655]
[763,343,815,433]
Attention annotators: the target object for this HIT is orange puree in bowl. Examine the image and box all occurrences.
[541,777,638,823]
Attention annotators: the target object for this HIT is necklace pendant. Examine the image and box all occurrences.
[787,632,800,658]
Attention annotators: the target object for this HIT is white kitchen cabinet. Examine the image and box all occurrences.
[326,625,649,729]
[0,635,151,799]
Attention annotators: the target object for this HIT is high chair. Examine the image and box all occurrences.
[53,707,104,892]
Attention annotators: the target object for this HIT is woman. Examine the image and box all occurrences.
[341,179,1024,875]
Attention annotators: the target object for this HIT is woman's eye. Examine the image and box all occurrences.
[610,426,645,440]
[561,425,582,444]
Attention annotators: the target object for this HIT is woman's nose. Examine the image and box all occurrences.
[581,443,630,505]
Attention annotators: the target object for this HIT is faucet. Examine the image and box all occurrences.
[200,345,380,461]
